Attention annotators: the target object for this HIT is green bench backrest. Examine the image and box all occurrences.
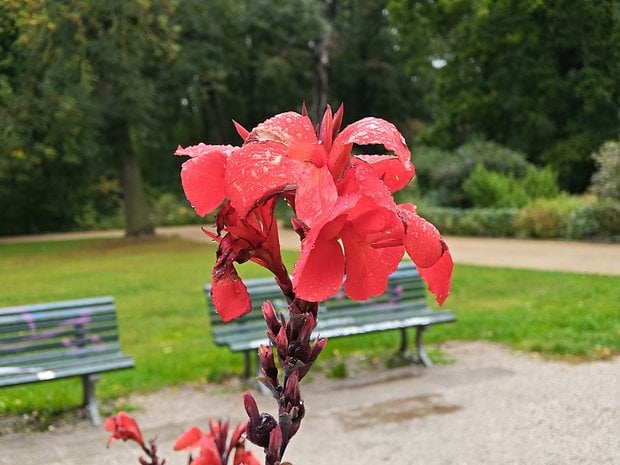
[206,261,425,329]
[0,296,123,367]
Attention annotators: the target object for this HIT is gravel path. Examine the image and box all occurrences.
[2,225,619,275]
[1,342,617,464]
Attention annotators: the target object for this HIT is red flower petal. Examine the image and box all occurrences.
[344,161,400,215]
[399,204,443,268]
[211,264,252,323]
[225,141,303,218]
[247,111,316,146]
[175,143,234,158]
[330,117,413,182]
[341,227,404,300]
[355,155,414,192]
[174,426,204,451]
[417,242,453,305]
[295,165,338,227]
[234,449,261,465]
[180,150,227,216]
[293,232,345,302]
[191,442,222,465]
[229,421,249,450]
[104,416,116,433]
[398,204,453,304]
[232,120,250,142]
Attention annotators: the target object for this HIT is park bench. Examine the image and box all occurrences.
[0,296,135,426]
[205,261,456,379]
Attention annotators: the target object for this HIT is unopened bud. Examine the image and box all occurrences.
[247,412,277,448]
[258,344,279,383]
[262,301,281,337]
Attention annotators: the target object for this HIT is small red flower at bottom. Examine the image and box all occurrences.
[174,420,259,465]
[105,411,145,448]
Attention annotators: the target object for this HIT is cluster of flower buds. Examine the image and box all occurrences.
[241,300,327,464]
[260,301,326,386]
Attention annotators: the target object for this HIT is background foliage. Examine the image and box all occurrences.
[1,0,618,236]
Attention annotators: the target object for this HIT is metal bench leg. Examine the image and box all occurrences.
[399,327,408,353]
[82,374,102,426]
[243,351,252,379]
[415,326,433,367]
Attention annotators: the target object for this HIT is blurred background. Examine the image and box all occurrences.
[1,0,618,240]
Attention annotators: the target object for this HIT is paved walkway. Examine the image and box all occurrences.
[1,342,617,465]
[2,225,619,275]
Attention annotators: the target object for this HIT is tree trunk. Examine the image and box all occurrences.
[99,78,154,238]
[120,146,154,238]
[312,0,338,122]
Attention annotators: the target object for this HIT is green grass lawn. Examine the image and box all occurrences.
[1,236,618,420]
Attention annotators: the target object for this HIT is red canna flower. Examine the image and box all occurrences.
[175,104,452,321]
[105,411,145,448]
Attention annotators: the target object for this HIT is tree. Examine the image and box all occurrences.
[1,0,178,236]
[390,0,620,192]
[330,0,417,125]
[0,2,102,234]
[78,1,178,236]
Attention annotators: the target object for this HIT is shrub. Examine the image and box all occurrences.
[462,164,560,209]
[523,165,560,200]
[589,140,620,201]
[514,195,595,239]
[565,199,620,242]
[462,164,528,208]
[457,208,518,236]
[455,139,530,176]
[150,192,207,226]
[412,140,530,207]
[419,206,517,237]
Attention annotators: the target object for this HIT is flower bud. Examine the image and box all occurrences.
[287,341,310,363]
[247,412,278,448]
[258,344,279,384]
[262,301,281,338]
[266,425,283,464]
[298,337,327,380]
[243,392,277,448]
[275,326,288,364]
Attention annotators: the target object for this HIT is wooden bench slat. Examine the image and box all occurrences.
[0,354,135,387]
[1,337,124,362]
[2,344,126,367]
[0,296,115,314]
[212,308,454,348]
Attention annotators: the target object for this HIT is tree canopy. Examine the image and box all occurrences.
[1,0,617,235]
